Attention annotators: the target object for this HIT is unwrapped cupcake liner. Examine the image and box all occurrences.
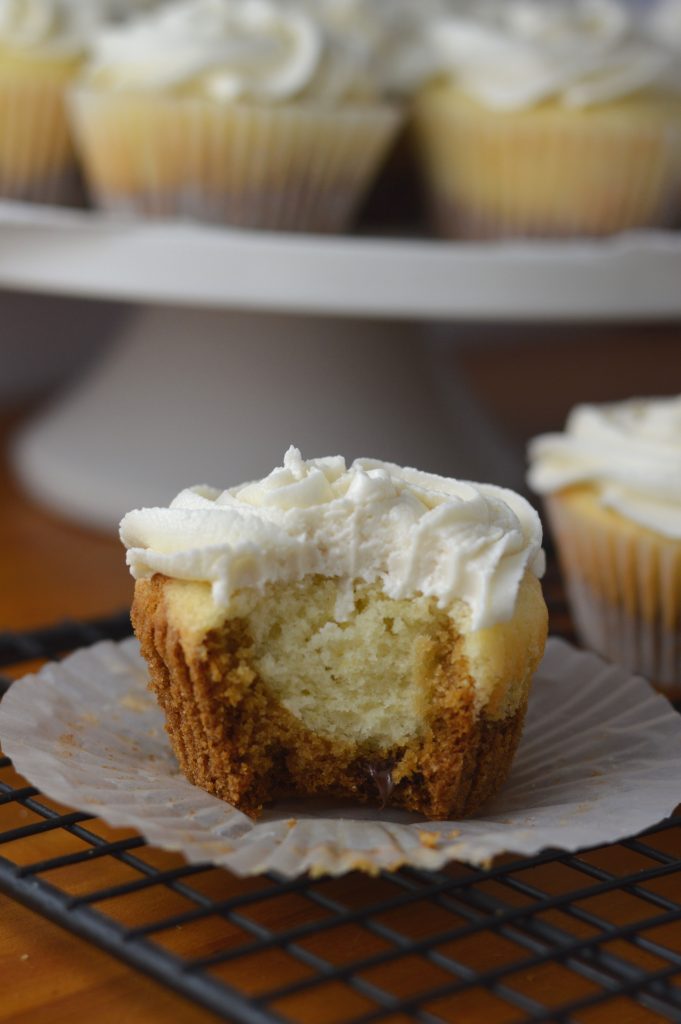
[546,494,681,698]
[69,87,402,233]
[1,635,680,878]
[413,89,681,240]
[0,66,82,205]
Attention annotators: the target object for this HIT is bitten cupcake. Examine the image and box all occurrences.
[69,0,403,232]
[0,0,155,204]
[412,0,681,239]
[528,396,681,700]
[121,448,548,820]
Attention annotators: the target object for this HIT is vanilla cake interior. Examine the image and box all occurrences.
[133,570,547,819]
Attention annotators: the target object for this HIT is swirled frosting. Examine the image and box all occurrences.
[0,0,155,56]
[298,0,453,96]
[427,0,674,110]
[528,396,681,538]
[84,0,396,102]
[120,447,545,631]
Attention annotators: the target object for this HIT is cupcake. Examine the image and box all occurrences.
[528,396,681,701]
[0,0,155,204]
[412,0,681,239]
[120,447,548,820]
[69,0,403,232]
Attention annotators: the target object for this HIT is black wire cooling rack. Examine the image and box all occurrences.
[1,576,680,1024]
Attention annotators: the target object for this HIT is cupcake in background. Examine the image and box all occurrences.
[0,0,157,205]
[528,396,681,701]
[68,0,403,233]
[412,0,681,239]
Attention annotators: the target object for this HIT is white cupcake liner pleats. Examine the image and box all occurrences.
[546,494,681,697]
[413,88,681,239]
[0,68,82,204]
[69,88,402,232]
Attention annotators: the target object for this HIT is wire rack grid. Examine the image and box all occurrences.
[0,573,680,1024]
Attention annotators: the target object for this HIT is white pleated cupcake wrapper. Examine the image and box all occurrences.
[69,88,402,232]
[0,74,80,204]
[416,102,681,239]
[567,579,681,693]
[1,636,680,878]
[545,496,681,692]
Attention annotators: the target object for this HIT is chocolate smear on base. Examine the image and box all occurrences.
[366,763,395,809]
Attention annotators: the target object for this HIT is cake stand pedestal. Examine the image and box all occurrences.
[4,202,679,531]
[13,307,522,529]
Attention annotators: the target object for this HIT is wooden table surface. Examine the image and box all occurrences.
[0,399,679,1024]
[0,409,218,1023]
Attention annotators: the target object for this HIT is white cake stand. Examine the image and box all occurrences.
[3,199,681,530]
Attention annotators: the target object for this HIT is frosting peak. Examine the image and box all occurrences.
[84,0,403,102]
[528,396,681,538]
[237,446,346,509]
[120,448,545,631]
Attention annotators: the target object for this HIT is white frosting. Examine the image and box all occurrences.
[298,0,453,96]
[528,397,681,538]
[85,0,397,102]
[121,447,545,631]
[428,0,674,110]
[0,0,155,56]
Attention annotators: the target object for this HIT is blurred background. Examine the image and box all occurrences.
[2,0,681,625]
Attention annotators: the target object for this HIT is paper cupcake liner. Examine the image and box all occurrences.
[546,493,681,697]
[413,88,681,239]
[0,65,81,205]
[69,88,402,233]
[1,636,680,878]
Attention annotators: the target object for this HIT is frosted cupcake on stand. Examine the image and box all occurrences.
[0,0,156,204]
[528,396,681,701]
[69,0,404,232]
[413,0,681,238]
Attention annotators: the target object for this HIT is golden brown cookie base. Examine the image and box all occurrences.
[133,576,531,820]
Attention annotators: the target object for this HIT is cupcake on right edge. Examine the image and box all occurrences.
[412,0,681,239]
[528,396,681,701]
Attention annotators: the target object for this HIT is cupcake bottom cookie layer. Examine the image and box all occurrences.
[132,573,546,820]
